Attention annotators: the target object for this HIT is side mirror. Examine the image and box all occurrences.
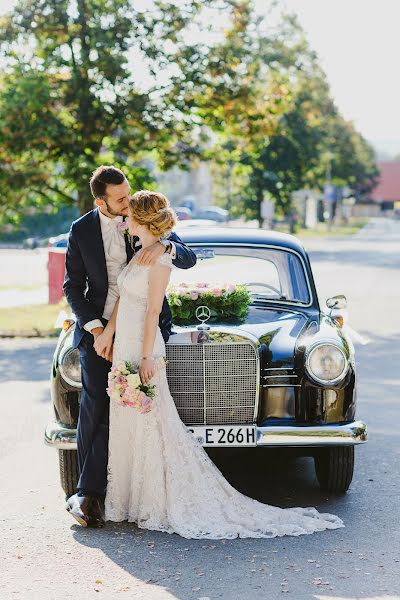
[326,294,347,310]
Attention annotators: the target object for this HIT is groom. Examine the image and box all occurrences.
[63,165,197,527]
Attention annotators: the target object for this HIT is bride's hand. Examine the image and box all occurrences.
[135,241,164,266]
[140,357,156,384]
[93,329,114,361]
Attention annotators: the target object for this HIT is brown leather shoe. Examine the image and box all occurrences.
[90,497,105,528]
[65,493,92,527]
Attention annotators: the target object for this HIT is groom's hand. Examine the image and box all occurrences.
[93,330,114,362]
[135,241,164,266]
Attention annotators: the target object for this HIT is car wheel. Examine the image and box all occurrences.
[59,449,79,499]
[314,446,354,493]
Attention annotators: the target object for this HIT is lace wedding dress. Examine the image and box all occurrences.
[105,254,344,539]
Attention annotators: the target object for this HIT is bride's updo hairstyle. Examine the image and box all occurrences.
[129,190,177,237]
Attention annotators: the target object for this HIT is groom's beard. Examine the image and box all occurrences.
[104,200,127,217]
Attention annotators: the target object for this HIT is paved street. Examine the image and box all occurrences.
[0,218,399,600]
[0,249,48,307]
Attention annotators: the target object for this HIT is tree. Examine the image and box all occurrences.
[208,12,378,225]
[0,0,243,216]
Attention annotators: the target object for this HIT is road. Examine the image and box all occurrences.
[1,218,399,600]
[0,248,48,307]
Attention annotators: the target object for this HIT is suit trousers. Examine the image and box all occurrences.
[76,329,111,498]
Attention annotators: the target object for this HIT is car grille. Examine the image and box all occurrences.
[166,342,258,425]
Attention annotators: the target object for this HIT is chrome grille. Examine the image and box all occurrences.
[166,342,258,425]
[262,367,300,387]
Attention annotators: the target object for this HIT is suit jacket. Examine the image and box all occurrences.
[63,208,197,348]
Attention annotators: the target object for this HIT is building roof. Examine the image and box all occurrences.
[371,161,400,202]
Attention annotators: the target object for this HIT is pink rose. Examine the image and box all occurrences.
[211,287,221,297]
[138,390,146,399]
[190,291,199,300]
[139,395,152,414]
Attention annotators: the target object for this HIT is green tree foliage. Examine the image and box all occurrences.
[0,0,241,216]
[210,13,378,224]
[0,0,378,227]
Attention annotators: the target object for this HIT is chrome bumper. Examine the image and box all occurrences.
[44,422,77,449]
[256,420,367,446]
[45,419,367,450]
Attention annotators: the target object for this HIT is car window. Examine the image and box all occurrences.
[168,246,311,305]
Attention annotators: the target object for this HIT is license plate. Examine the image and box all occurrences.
[188,425,257,447]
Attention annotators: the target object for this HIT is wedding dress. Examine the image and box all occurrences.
[104,254,344,538]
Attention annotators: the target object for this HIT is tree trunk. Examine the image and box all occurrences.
[78,191,95,215]
[256,188,264,229]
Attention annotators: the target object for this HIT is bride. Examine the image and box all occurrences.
[98,190,344,539]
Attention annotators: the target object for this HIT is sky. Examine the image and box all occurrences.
[1,0,399,156]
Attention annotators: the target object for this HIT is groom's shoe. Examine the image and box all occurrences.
[65,493,94,527]
[89,497,105,528]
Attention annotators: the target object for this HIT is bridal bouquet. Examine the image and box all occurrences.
[107,361,155,414]
[167,281,251,324]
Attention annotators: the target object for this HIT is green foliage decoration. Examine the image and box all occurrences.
[167,281,252,324]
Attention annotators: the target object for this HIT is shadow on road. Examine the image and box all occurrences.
[0,338,55,382]
[71,449,350,598]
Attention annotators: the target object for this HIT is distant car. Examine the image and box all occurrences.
[45,228,367,498]
[22,237,41,249]
[194,206,229,223]
[48,233,69,248]
[175,207,192,221]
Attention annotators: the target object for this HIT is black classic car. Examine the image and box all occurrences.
[45,228,367,498]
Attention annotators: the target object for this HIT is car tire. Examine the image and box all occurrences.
[314,446,354,493]
[59,449,79,499]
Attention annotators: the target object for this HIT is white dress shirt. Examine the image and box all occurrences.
[84,210,177,333]
[84,210,127,333]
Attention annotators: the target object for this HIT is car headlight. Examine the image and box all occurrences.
[306,343,347,384]
[59,347,81,387]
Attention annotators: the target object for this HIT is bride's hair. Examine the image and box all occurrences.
[129,190,177,237]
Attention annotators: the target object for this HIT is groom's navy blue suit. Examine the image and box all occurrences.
[63,208,196,498]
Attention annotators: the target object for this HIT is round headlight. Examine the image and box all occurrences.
[59,347,82,387]
[306,343,347,384]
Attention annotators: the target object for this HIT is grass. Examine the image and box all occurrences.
[276,218,370,239]
[296,218,370,239]
[0,299,68,336]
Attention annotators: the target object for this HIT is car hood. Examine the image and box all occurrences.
[172,307,310,369]
[236,308,308,368]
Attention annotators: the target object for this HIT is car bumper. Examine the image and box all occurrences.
[44,422,77,449]
[45,419,367,450]
[256,420,367,446]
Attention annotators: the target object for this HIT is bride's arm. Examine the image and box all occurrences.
[93,298,120,361]
[140,262,171,384]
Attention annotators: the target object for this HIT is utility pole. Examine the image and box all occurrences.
[324,155,335,231]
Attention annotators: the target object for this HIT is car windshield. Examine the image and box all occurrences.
[168,246,311,305]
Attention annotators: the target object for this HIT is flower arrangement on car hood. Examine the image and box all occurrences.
[167,282,251,323]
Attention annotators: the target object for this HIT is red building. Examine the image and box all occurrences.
[370,161,400,210]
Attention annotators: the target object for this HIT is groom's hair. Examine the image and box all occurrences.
[90,165,126,199]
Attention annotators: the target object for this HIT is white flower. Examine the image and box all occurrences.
[126,373,141,388]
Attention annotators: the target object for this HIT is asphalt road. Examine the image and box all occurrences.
[1,218,399,600]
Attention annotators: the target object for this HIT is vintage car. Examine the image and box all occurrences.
[45,228,367,498]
